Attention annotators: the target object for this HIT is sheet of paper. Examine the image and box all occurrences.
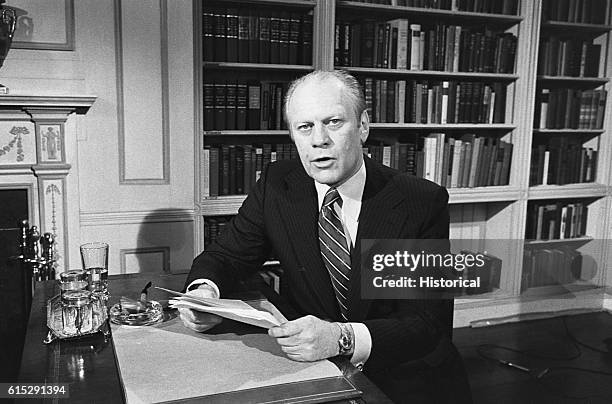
[112,317,343,404]
[169,298,281,329]
[158,286,282,329]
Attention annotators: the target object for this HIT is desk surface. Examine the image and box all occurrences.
[19,273,392,403]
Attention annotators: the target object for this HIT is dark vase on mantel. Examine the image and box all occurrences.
[0,0,16,93]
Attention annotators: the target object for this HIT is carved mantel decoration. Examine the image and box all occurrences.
[0,95,96,273]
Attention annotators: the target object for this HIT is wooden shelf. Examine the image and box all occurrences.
[541,21,612,34]
[528,183,609,200]
[533,129,604,135]
[201,187,521,213]
[337,1,523,25]
[537,75,609,85]
[207,0,316,8]
[203,130,290,137]
[369,123,516,130]
[342,67,519,81]
[524,236,594,247]
[203,62,314,72]
[448,187,521,204]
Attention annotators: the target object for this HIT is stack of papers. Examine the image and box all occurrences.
[156,287,281,329]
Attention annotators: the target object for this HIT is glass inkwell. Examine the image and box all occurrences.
[44,270,110,344]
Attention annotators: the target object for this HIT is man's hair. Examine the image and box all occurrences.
[284,70,366,126]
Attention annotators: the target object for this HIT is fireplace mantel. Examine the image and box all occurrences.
[0,94,97,273]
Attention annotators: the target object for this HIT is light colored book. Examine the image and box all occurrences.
[389,19,409,69]
[201,148,210,198]
[410,24,421,70]
[542,150,550,185]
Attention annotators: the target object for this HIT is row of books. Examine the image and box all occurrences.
[525,201,588,240]
[203,81,289,131]
[348,0,519,15]
[529,142,597,185]
[202,143,298,197]
[534,88,607,130]
[366,134,512,187]
[537,38,601,77]
[202,8,313,65]
[335,20,517,74]
[542,0,607,24]
[362,78,507,124]
[522,246,584,290]
[421,134,512,187]
[203,215,233,250]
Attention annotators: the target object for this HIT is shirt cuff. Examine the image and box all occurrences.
[348,322,371,370]
[186,279,220,298]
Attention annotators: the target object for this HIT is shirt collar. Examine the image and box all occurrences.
[314,157,366,214]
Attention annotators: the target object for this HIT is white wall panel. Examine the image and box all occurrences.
[118,0,166,181]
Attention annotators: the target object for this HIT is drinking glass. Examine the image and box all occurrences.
[80,242,109,296]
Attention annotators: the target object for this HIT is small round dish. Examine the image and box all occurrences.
[109,300,163,326]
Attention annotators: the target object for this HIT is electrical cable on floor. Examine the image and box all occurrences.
[475,316,612,401]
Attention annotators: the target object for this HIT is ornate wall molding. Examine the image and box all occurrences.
[80,208,195,226]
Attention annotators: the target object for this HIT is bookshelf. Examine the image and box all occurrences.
[522,0,612,303]
[194,0,612,326]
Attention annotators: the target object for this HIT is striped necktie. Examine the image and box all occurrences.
[318,188,351,321]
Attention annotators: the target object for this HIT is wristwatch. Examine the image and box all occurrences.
[336,322,354,356]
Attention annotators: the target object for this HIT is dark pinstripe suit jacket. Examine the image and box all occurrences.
[186,156,471,403]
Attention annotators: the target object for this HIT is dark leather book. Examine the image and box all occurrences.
[213,8,226,62]
[221,145,230,195]
[334,23,341,67]
[243,144,253,193]
[204,82,215,131]
[235,146,244,194]
[270,13,281,64]
[203,9,215,61]
[228,145,237,194]
[279,12,290,64]
[248,12,259,63]
[584,43,601,77]
[300,13,313,65]
[360,21,375,67]
[214,82,227,130]
[342,22,351,67]
[237,11,250,63]
[236,82,247,130]
[288,13,300,65]
[225,82,237,130]
[247,82,261,130]
[226,8,239,62]
[259,15,271,63]
[209,146,220,197]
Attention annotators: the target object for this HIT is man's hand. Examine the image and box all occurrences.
[178,284,222,332]
[268,315,340,362]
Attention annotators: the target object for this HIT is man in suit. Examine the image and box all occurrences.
[181,70,472,403]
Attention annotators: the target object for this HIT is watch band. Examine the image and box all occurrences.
[336,322,354,356]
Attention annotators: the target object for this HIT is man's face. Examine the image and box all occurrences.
[287,78,369,187]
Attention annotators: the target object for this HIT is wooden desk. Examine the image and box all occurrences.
[19,273,392,403]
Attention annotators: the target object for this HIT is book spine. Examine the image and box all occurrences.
[410,24,421,70]
[236,82,247,130]
[237,11,250,63]
[226,8,239,62]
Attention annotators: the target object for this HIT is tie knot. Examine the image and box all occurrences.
[323,188,342,208]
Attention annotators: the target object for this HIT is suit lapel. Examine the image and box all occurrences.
[279,167,338,320]
[348,157,410,321]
